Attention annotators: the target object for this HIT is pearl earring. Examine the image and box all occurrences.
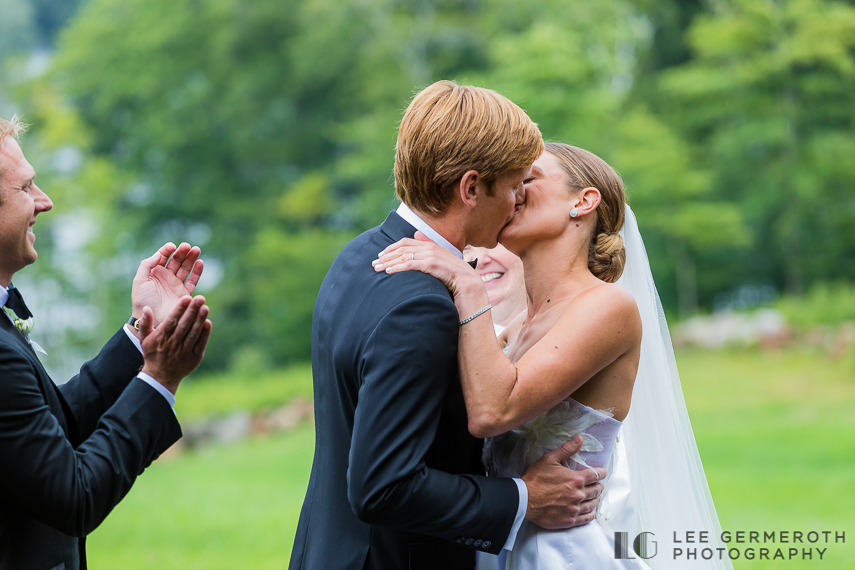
[570,208,578,218]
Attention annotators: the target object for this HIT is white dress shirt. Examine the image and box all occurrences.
[395,203,528,552]
[0,287,9,322]
[122,325,176,407]
[2,285,174,408]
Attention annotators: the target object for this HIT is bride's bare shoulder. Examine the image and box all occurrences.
[565,282,641,336]
[581,281,637,307]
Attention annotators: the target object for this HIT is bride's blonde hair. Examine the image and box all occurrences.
[544,143,626,283]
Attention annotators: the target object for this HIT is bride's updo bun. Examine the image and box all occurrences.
[590,232,625,284]
[543,143,626,283]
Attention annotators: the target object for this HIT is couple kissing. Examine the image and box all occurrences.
[290,81,730,570]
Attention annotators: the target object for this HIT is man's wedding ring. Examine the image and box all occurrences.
[411,253,415,262]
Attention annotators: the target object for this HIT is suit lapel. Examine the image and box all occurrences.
[380,211,418,243]
[0,311,36,356]
[0,315,83,447]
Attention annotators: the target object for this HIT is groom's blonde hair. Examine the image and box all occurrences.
[395,81,543,215]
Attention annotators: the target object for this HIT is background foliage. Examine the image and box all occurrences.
[2,2,853,567]
[1,0,854,371]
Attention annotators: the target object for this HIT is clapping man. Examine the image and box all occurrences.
[0,116,212,570]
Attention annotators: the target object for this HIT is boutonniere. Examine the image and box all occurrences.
[5,307,34,337]
[3,308,46,355]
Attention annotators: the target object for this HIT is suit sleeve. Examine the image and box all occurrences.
[347,293,519,553]
[58,328,145,440]
[0,344,181,537]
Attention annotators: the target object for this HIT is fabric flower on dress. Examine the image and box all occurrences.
[511,400,613,470]
[483,399,615,478]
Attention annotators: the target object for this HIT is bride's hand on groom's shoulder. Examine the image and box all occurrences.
[132,242,205,328]
[373,231,480,297]
[521,435,607,531]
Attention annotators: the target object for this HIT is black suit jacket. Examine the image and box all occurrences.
[289,212,519,570]
[0,315,182,570]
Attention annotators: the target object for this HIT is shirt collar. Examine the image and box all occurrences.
[396,202,463,259]
[0,286,12,326]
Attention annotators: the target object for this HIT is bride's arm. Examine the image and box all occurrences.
[454,279,639,437]
[375,235,641,438]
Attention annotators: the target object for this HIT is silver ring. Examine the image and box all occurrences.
[411,253,415,262]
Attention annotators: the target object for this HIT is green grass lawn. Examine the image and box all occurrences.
[87,349,855,568]
[678,348,855,569]
[88,425,315,569]
[173,364,314,421]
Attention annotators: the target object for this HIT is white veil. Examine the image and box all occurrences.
[608,205,733,569]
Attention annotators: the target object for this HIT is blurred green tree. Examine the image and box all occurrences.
[48,0,378,368]
[7,0,853,372]
[661,0,855,295]
[48,0,524,368]
[0,0,37,59]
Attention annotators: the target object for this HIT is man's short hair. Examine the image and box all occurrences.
[0,115,27,144]
[394,81,543,215]
[0,115,28,184]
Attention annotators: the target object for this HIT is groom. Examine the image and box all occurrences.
[290,81,606,570]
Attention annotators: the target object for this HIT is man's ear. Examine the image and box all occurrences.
[457,170,481,208]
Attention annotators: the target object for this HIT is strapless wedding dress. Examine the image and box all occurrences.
[476,398,650,570]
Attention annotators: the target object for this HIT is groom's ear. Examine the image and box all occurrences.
[458,170,482,209]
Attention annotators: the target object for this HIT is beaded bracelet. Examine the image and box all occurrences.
[459,304,492,326]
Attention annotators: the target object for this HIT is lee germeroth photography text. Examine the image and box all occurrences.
[615,530,847,562]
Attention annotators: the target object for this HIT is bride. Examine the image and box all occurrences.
[374,143,732,570]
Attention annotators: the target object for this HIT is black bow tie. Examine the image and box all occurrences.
[467,258,478,269]
[5,284,33,320]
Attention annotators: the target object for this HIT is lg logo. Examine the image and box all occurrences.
[615,532,658,560]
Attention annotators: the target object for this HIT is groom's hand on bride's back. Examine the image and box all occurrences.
[521,435,607,530]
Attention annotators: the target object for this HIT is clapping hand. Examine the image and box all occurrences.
[132,242,204,328]
[138,296,212,394]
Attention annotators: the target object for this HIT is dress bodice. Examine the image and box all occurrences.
[477,398,642,570]
[475,354,648,570]
[482,397,622,479]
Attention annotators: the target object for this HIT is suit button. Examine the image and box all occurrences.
[456,537,466,544]
[482,541,492,549]
[465,538,475,546]
[474,539,483,547]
